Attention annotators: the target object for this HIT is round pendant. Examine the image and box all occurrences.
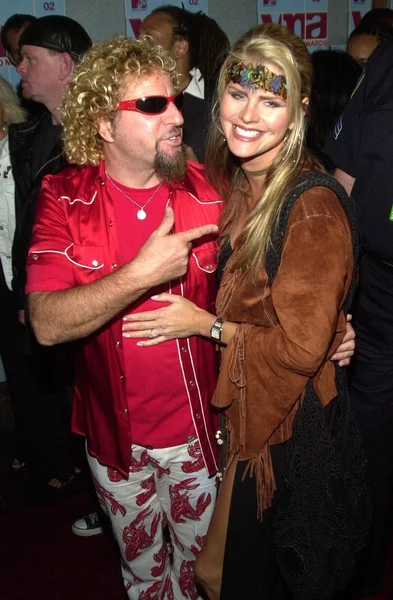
[137,209,147,220]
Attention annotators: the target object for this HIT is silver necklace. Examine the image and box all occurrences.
[106,172,163,220]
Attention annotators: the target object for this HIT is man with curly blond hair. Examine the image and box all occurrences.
[25,35,221,599]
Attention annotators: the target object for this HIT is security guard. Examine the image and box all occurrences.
[324,37,393,597]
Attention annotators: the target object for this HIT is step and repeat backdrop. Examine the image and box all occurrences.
[258,0,372,50]
[349,0,373,33]
[0,0,382,86]
[259,0,329,49]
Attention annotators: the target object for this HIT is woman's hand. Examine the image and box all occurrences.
[331,314,355,367]
[122,293,214,346]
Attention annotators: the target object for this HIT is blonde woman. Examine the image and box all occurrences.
[122,24,366,599]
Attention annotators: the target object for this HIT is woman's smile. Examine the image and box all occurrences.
[232,124,263,140]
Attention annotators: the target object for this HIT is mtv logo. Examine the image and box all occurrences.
[261,12,327,41]
[131,0,147,9]
[263,0,277,6]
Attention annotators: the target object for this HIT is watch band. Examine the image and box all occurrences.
[210,318,223,342]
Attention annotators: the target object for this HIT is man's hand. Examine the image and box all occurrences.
[18,310,26,326]
[133,206,218,289]
[331,314,355,367]
[333,169,355,197]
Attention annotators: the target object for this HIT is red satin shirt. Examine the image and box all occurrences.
[26,161,222,478]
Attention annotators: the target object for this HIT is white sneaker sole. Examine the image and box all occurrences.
[71,524,104,537]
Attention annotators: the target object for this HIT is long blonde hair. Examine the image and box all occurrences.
[206,23,314,274]
[0,76,26,128]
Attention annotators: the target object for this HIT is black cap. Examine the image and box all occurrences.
[19,15,92,62]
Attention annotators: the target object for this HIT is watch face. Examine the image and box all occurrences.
[211,320,222,340]
[211,328,220,340]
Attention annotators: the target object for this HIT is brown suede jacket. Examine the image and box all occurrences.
[212,185,354,508]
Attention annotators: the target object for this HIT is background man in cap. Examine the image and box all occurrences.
[6,15,92,492]
[11,13,91,334]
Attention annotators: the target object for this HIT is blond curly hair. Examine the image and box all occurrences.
[62,35,183,165]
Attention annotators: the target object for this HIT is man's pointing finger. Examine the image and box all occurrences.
[178,224,218,244]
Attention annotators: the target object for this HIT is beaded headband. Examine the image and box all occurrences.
[226,61,287,99]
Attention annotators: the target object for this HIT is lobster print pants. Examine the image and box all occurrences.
[87,439,217,599]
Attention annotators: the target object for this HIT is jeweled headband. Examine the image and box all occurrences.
[226,61,287,99]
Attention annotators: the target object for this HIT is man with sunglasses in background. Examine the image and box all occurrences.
[25,36,221,600]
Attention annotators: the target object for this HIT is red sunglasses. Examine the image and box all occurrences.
[117,93,183,115]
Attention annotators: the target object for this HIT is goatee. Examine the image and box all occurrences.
[154,133,187,184]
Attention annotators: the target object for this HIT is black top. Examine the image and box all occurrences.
[217,237,231,286]
[9,111,66,309]
[324,37,393,263]
[31,115,61,177]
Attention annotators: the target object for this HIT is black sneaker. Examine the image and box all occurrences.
[71,511,104,537]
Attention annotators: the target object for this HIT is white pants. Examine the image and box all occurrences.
[87,439,217,599]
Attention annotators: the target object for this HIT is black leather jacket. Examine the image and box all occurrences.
[9,111,67,309]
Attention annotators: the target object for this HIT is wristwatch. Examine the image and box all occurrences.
[210,318,223,342]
